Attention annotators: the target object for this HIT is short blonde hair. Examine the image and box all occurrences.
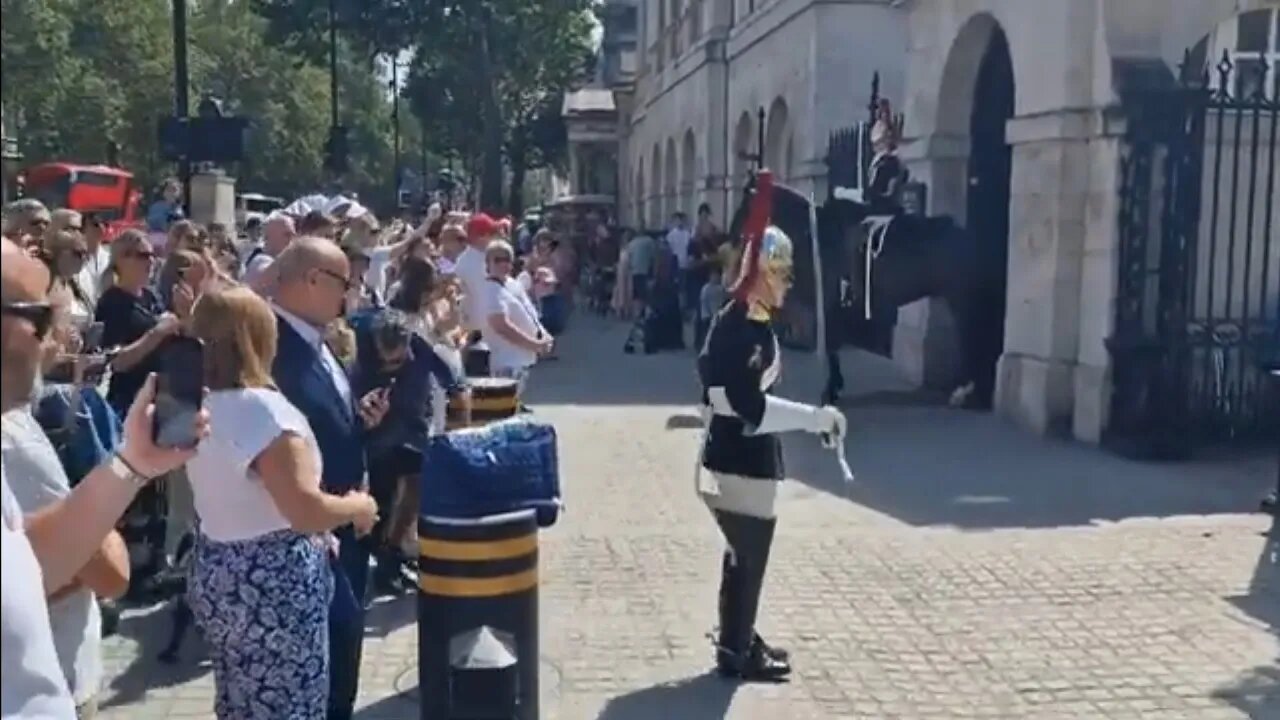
[484,239,515,262]
[189,285,278,391]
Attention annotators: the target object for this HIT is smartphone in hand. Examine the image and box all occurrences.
[82,322,105,353]
[153,336,205,449]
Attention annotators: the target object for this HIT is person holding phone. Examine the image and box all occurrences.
[1,237,209,717]
[269,237,391,720]
[182,285,379,719]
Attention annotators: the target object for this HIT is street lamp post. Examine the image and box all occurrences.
[172,0,193,213]
[329,0,339,130]
[391,59,401,202]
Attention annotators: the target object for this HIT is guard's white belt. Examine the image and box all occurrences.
[704,387,736,418]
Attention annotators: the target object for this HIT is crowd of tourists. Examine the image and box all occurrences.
[0,186,563,719]
[607,203,735,354]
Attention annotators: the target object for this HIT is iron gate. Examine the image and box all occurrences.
[1106,52,1279,458]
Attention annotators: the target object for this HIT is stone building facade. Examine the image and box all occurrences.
[614,0,1279,449]
[897,0,1279,445]
[613,0,907,230]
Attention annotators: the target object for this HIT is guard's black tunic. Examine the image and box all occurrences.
[698,300,784,481]
[866,151,907,216]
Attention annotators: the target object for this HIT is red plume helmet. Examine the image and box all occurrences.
[730,170,775,303]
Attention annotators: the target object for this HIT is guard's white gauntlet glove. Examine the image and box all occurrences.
[811,405,847,446]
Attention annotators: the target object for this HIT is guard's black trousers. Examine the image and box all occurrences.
[713,509,777,660]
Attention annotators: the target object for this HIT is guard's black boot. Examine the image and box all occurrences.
[711,511,789,682]
[716,638,792,682]
[754,633,789,662]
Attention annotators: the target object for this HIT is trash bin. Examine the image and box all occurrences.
[418,510,540,720]
[447,377,519,431]
[419,418,561,720]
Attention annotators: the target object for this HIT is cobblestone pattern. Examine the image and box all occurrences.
[97,316,1277,719]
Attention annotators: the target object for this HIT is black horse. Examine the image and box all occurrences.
[729,172,997,408]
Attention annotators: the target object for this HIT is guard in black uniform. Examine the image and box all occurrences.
[697,170,847,681]
[865,98,908,216]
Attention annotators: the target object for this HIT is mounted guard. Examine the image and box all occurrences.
[865,98,909,216]
[696,169,851,682]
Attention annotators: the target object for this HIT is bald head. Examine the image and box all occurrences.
[270,236,351,326]
[275,236,346,283]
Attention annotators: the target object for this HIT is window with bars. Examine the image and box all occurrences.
[1213,8,1280,100]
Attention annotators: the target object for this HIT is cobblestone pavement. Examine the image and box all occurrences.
[99,314,1278,719]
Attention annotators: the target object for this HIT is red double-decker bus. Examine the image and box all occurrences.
[21,162,142,241]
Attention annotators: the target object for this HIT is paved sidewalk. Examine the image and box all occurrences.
[98,314,1278,719]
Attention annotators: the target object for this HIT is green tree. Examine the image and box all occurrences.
[253,0,595,213]
[2,0,421,213]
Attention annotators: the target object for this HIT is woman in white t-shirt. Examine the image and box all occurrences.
[184,286,379,720]
[481,240,551,393]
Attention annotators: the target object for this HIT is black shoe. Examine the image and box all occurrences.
[373,569,409,597]
[754,633,789,662]
[1263,491,1278,515]
[715,638,792,682]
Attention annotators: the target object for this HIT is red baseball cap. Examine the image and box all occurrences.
[467,213,500,239]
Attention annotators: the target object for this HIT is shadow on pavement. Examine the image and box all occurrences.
[353,690,418,720]
[1214,519,1280,717]
[783,402,1275,529]
[538,315,1274,529]
[100,603,210,709]
[595,672,736,720]
[364,593,416,638]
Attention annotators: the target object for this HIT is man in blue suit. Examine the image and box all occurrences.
[270,237,389,720]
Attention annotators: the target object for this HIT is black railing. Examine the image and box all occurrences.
[1107,51,1279,458]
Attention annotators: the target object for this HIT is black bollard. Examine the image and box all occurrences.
[463,343,491,377]
[419,509,539,720]
[447,377,520,431]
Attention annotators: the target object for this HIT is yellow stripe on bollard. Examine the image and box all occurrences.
[418,568,538,597]
[418,534,537,562]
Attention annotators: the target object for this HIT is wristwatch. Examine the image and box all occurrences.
[108,453,150,489]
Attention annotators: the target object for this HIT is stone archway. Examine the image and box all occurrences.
[732,111,754,209]
[964,23,1015,409]
[764,97,789,179]
[634,165,645,228]
[649,143,662,228]
[681,129,697,217]
[664,136,678,223]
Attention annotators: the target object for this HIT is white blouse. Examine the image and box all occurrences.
[186,388,323,542]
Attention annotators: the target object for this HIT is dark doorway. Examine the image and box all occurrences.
[965,26,1015,409]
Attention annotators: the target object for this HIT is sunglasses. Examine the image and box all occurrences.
[2,301,55,340]
[317,267,355,291]
[129,250,156,260]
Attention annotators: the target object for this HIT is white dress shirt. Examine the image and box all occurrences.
[272,303,353,406]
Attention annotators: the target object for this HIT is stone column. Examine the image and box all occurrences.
[1071,109,1126,442]
[994,109,1103,437]
[189,172,236,229]
[568,146,582,195]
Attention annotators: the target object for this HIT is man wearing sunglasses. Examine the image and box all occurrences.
[1,238,209,716]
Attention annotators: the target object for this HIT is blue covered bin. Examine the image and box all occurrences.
[421,417,561,527]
